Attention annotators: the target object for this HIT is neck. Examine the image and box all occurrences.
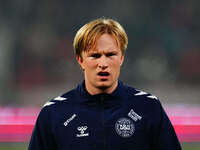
[85,81,118,95]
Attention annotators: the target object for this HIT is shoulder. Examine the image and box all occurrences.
[124,85,164,119]
[35,88,79,126]
[124,84,161,106]
[125,85,158,99]
[42,88,78,109]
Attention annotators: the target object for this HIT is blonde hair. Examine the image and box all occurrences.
[73,18,128,57]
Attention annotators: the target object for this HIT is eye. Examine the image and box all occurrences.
[90,53,101,58]
[106,52,116,57]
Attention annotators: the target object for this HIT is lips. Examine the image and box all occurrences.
[98,72,110,76]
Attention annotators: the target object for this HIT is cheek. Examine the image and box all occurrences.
[112,60,122,69]
[113,62,122,76]
[89,60,97,67]
[84,60,97,70]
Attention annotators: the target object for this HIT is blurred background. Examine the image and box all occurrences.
[0,0,200,149]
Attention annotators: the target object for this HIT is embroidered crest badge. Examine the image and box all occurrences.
[115,117,135,138]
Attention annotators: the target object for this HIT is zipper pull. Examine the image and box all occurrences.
[100,95,105,106]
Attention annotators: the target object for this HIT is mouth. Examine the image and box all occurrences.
[97,72,110,77]
[97,72,110,81]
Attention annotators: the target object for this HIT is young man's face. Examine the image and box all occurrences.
[77,33,124,94]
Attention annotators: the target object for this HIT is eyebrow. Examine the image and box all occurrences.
[88,49,119,54]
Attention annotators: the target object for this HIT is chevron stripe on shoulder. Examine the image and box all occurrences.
[134,91,148,96]
[147,95,158,100]
[54,96,67,101]
[134,90,158,100]
[43,95,68,108]
[43,101,55,107]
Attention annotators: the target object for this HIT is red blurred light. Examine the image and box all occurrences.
[0,105,200,142]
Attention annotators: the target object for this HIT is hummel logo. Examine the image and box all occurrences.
[76,126,89,137]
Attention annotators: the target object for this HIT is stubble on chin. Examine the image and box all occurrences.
[95,81,109,91]
[96,81,113,93]
[98,85,109,91]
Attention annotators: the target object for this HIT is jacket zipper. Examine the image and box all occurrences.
[100,95,106,150]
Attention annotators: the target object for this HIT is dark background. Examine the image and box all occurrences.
[1,0,200,106]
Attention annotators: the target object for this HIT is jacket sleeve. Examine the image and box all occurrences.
[155,101,182,150]
[28,107,57,150]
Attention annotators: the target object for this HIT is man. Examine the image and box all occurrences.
[28,18,182,150]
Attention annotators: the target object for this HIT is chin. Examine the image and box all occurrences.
[97,81,112,91]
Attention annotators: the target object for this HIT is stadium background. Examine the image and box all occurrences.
[0,0,200,149]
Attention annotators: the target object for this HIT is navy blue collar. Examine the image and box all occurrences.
[77,80,126,101]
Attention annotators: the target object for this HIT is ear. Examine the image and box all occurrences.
[120,55,125,66]
[76,55,85,70]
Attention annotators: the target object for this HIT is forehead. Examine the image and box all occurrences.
[90,34,120,52]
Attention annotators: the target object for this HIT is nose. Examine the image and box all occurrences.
[98,56,108,69]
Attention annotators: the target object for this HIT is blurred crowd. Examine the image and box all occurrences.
[0,0,200,105]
